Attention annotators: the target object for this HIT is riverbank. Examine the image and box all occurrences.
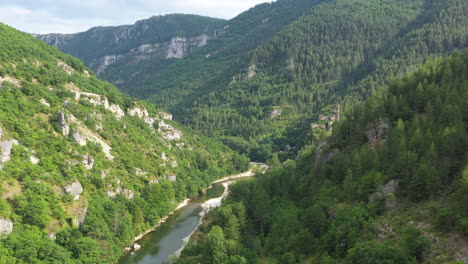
[123,163,267,253]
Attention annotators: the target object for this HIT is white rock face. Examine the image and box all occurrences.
[133,243,142,250]
[159,112,173,120]
[64,180,84,200]
[166,37,188,59]
[71,129,87,146]
[158,120,182,141]
[0,218,13,235]
[107,186,134,199]
[0,139,19,164]
[127,106,149,118]
[30,155,40,165]
[56,111,70,136]
[40,98,51,107]
[72,206,88,228]
[58,61,75,75]
[108,104,125,119]
[82,154,94,170]
[94,55,124,74]
[166,174,177,182]
[76,92,109,109]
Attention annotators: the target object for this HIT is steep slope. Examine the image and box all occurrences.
[176,50,468,264]
[37,0,467,163]
[157,0,467,161]
[0,23,248,263]
[36,14,225,90]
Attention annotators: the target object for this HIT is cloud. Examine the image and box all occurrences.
[0,0,268,34]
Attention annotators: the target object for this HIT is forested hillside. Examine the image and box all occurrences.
[36,14,226,90]
[160,0,467,161]
[42,0,467,162]
[0,23,248,263]
[176,50,468,264]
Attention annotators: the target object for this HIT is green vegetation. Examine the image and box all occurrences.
[0,23,248,263]
[39,0,467,162]
[133,0,468,161]
[176,50,468,263]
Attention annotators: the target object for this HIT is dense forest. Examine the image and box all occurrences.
[41,0,467,162]
[176,50,468,263]
[0,23,249,263]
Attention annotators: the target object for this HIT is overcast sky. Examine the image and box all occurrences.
[0,0,269,34]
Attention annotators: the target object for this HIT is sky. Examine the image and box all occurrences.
[0,0,268,34]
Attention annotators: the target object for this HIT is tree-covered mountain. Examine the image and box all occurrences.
[0,23,249,263]
[38,0,468,162]
[176,49,468,264]
[36,14,226,88]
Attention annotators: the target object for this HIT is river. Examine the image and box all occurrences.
[117,164,267,264]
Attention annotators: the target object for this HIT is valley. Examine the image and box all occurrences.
[0,0,467,263]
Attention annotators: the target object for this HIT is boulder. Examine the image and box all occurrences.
[0,218,13,235]
[40,98,50,107]
[64,180,84,200]
[133,243,141,250]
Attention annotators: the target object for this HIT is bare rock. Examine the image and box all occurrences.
[267,107,282,119]
[159,112,173,120]
[82,154,94,170]
[127,105,149,118]
[158,120,182,141]
[56,111,70,136]
[0,139,19,164]
[71,129,87,146]
[166,174,177,182]
[40,98,50,107]
[108,104,125,119]
[64,180,84,200]
[365,120,389,149]
[0,218,13,235]
[370,180,399,210]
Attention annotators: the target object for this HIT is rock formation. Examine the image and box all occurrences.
[64,180,84,200]
[0,218,13,235]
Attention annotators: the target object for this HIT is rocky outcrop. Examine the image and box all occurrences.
[0,139,18,164]
[58,61,75,75]
[71,205,88,228]
[0,76,21,87]
[127,105,149,118]
[71,129,87,146]
[267,107,282,119]
[40,98,50,107]
[365,120,389,149]
[159,112,173,120]
[56,111,70,136]
[0,218,13,235]
[76,92,109,109]
[166,174,177,182]
[82,154,94,170]
[370,180,399,210]
[94,55,124,74]
[108,104,125,119]
[158,120,182,141]
[63,180,84,200]
[107,186,135,199]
